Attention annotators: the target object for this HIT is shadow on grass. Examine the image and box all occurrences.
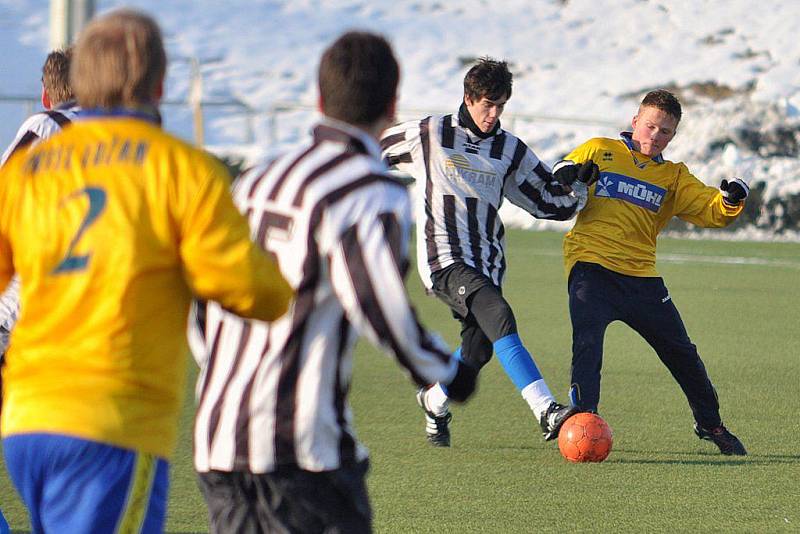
[608,448,800,465]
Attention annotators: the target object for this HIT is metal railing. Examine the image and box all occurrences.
[0,94,622,147]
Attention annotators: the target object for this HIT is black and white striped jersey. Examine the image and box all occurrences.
[1,102,79,166]
[191,120,456,474]
[381,112,587,289]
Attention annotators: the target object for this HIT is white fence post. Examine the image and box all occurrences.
[50,0,94,49]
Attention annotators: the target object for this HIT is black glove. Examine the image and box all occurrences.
[553,161,600,186]
[446,360,478,403]
[720,178,749,206]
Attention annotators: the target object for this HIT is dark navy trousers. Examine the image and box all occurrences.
[568,262,722,428]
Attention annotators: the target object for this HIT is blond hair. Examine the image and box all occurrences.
[42,48,74,105]
[71,9,166,108]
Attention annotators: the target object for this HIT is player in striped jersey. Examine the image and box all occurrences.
[191,32,476,534]
[0,49,80,360]
[1,48,80,167]
[381,58,599,448]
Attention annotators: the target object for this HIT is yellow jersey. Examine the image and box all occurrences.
[563,134,743,277]
[0,111,292,458]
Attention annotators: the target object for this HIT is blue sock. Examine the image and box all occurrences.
[440,347,463,397]
[493,333,543,391]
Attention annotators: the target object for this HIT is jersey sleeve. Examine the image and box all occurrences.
[320,180,457,387]
[503,142,586,220]
[671,163,742,227]
[176,154,293,322]
[380,120,424,179]
[0,114,58,167]
[560,140,598,166]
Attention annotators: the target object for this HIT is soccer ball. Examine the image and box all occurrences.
[557,412,613,463]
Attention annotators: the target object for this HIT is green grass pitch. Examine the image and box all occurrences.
[1,230,799,533]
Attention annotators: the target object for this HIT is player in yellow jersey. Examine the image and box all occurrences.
[557,90,748,456]
[0,9,292,533]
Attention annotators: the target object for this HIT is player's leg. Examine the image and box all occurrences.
[462,270,576,440]
[198,470,276,533]
[416,264,487,446]
[3,433,169,533]
[624,277,746,455]
[567,262,618,414]
[417,312,491,446]
[623,277,721,425]
[200,461,372,534]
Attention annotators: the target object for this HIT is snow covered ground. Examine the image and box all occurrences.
[2,0,799,238]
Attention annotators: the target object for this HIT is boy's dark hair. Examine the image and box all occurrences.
[42,48,74,105]
[463,57,513,102]
[318,31,399,126]
[640,89,682,123]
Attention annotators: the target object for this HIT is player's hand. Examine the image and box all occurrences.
[446,360,478,403]
[576,161,600,185]
[553,161,599,186]
[720,178,749,206]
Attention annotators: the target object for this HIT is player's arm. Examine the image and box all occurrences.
[503,144,592,221]
[323,180,475,400]
[672,163,746,228]
[0,114,50,167]
[380,120,424,178]
[0,205,14,355]
[177,155,293,322]
[0,278,20,353]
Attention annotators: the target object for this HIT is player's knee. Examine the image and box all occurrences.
[462,341,493,369]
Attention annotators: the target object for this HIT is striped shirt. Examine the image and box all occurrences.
[1,102,79,166]
[191,120,457,473]
[381,112,587,289]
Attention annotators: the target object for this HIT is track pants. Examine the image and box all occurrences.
[568,262,722,428]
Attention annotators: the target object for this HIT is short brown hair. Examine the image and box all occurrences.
[464,57,513,103]
[318,31,399,126]
[42,49,74,105]
[71,9,166,109]
[640,89,682,123]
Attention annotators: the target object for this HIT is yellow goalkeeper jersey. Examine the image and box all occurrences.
[563,134,743,277]
[0,111,292,458]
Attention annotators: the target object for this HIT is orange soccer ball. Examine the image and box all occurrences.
[557,412,613,463]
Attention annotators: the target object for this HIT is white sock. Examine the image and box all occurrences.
[521,379,555,420]
[424,383,450,416]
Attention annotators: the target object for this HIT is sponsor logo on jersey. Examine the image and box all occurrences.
[444,154,498,188]
[594,172,665,212]
[463,141,480,154]
[446,154,472,170]
[602,151,613,161]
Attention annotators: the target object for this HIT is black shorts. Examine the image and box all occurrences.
[431,262,500,319]
[198,460,372,534]
[431,263,517,368]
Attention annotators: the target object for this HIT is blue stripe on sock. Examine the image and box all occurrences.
[493,333,542,391]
